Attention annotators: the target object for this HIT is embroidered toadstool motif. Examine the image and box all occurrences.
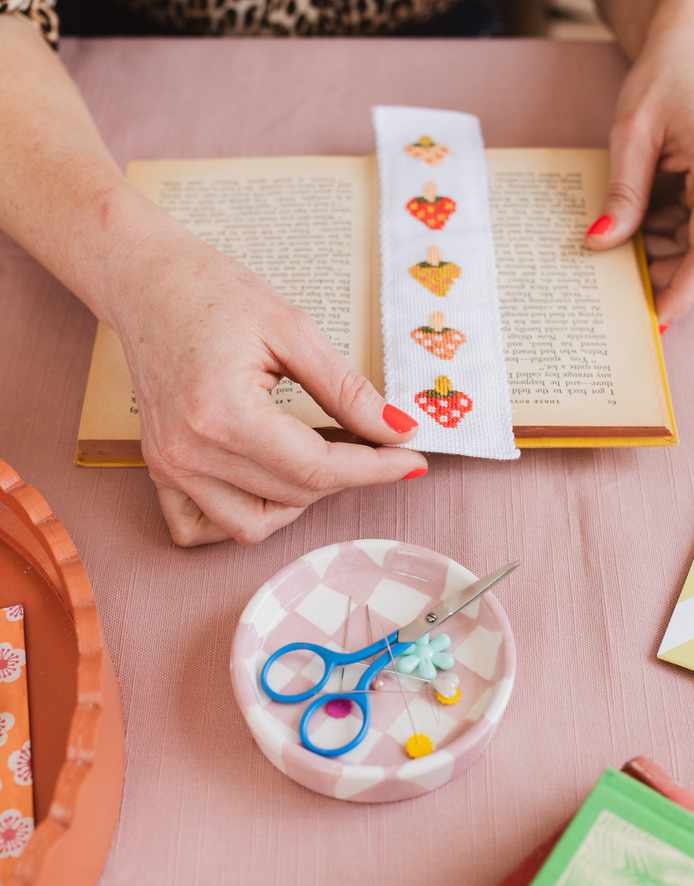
[406,182,456,230]
[415,376,473,429]
[405,135,450,166]
[411,311,466,360]
[409,246,461,297]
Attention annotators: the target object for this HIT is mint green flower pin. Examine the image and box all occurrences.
[395,633,454,681]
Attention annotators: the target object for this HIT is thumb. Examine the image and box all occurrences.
[278,310,420,445]
[585,116,660,251]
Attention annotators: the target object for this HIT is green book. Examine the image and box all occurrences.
[533,769,694,885]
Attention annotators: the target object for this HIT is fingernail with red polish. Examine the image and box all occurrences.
[586,214,614,237]
[403,467,427,481]
[659,323,670,335]
[383,403,418,434]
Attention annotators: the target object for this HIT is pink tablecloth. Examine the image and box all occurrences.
[1,37,692,886]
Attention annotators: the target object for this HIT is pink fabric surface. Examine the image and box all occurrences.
[0,36,692,885]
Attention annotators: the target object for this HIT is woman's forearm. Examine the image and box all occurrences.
[0,15,158,323]
[597,0,694,60]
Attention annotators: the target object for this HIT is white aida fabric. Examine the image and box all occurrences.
[373,105,519,459]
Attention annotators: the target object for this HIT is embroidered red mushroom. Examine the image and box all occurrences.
[415,376,473,428]
[406,181,456,230]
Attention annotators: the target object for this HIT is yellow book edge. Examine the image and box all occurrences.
[515,234,677,450]
[74,235,677,467]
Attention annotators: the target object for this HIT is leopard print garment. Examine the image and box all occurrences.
[121,0,458,35]
[2,0,456,46]
[0,0,58,47]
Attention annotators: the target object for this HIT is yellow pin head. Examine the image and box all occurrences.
[405,733,434,759]
[434,687,462,706]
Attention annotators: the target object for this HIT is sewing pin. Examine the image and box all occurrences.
[352,661,432,686]
[326,595,353,719]
[383,631,434,759]
[368,605,437,722]
[433,670,462,705]
[366,605,386,691]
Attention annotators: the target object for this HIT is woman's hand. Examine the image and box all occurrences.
[586,0,694,326]
[108,208,426,547]
[0,19,425,548]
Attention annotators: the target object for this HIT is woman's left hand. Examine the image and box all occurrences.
[585,1,694,327]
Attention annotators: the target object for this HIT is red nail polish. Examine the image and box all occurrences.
[586,214,613,237]
[402,467,427,481]
[659,323,670,335]
[383,404,418,434]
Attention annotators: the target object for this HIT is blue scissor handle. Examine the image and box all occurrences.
[300,692,370,758]
[298,638,412,758]
[261,641,337,703]
[260,631,409,706]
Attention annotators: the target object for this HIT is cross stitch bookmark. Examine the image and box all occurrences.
[373,105,519,459]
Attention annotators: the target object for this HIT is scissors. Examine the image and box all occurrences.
[260,561,519,758]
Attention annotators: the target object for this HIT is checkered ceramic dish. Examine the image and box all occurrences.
[230,539,516,802]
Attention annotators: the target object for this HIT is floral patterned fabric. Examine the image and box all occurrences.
[0,605,33,869]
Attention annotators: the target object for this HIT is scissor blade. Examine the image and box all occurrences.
[397,561,520,644]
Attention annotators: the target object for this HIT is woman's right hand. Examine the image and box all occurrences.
[105,189,427,546]
[1,16,426,547]
[587,0,694,326]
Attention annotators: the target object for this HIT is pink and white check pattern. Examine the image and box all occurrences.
[231,540,515,803]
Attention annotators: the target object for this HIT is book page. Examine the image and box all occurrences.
[80,149,674,461]
[126,156,373,429]
[487,149,669,433]
[78,321,141,451]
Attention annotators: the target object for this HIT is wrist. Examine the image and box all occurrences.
[599,0,694,60]
[644,0,694,52]
[72,178,199,339]
[69,179,161,325]
[87,184,224,352]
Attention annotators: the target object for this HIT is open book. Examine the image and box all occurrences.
[77,149,676,466]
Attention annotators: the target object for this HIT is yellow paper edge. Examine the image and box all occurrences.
[657,561,694,672]
[516,234,678,449]
[74,456,146,468]
[678,562,694,604]
[658,637,694,672]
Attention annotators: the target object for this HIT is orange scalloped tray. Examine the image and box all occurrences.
[0,460,124,885]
